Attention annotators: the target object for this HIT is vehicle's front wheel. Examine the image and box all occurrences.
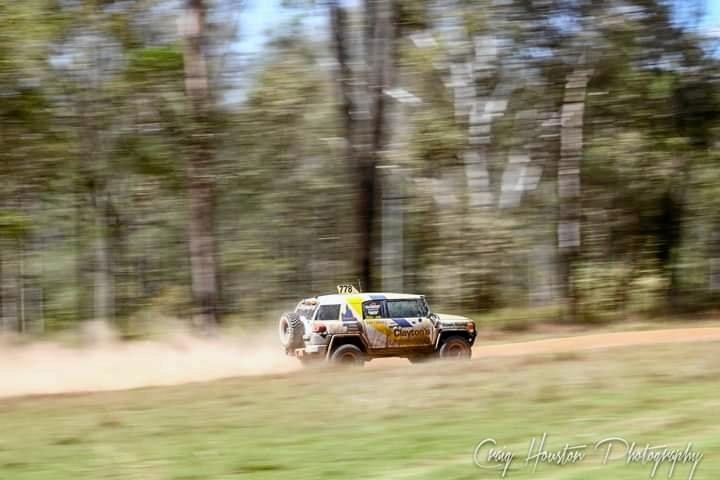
[438,336,472,360]
[329,344,366,367]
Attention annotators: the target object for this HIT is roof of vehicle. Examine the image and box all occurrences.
[316,292,423,305]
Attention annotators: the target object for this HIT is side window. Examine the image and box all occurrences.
[316,304,341,321]
[362,300,385,319]
[386,299,425,318]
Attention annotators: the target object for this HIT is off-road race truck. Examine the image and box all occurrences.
[278,285,476,366]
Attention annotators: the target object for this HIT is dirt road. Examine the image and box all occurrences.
[1,325,719,399]
[473,326,720,358]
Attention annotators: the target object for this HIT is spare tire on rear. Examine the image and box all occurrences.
[278,312,305,352]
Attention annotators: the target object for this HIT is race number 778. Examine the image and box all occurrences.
[337,285,357,294]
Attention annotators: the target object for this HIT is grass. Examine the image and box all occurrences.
[471,305,565,331]
[465,305,720,336]
[0,342,719,479]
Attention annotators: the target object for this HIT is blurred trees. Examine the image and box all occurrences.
[0,0,718,333]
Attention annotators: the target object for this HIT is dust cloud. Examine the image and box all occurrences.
[0,322,299,399]
[4,322,720,399]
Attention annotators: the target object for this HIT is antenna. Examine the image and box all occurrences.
[356,278,363,292]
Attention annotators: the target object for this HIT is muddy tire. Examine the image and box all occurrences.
[278,312,305,352]
[438,336,472,360]
[329,344,365,366]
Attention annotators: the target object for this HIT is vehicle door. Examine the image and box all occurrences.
[361,299,391,349]
[385,299,433,348]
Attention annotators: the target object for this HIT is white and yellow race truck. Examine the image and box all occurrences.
[278,286,476,366]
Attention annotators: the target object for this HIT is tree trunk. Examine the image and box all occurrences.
[92,188,113,322]
[710,225,720,294]
[0,238,19,332]
[0,245,4,331]
[183,0,219,326]
[76,77,115,324]
[74,189,90,322]
[558,67,591,322]
[329,0,396,292]
[26,198,45,333]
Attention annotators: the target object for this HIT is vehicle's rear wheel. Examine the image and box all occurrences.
[438,336,472,360]
[329,344,365,366]
[278,312,305,352]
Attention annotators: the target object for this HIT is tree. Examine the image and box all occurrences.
[182,0,220,327]
[558,65,591,320]
[329,0,397,292]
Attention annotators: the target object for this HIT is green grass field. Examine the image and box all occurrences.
[0,341,718,479]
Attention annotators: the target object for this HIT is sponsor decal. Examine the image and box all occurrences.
[393,328,430,337]
[391,318,413,328]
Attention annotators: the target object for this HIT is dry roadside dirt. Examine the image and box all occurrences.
[1,325,719,399]
[473,326,720,358]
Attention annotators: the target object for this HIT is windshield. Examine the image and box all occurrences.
[386,299,428,318]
